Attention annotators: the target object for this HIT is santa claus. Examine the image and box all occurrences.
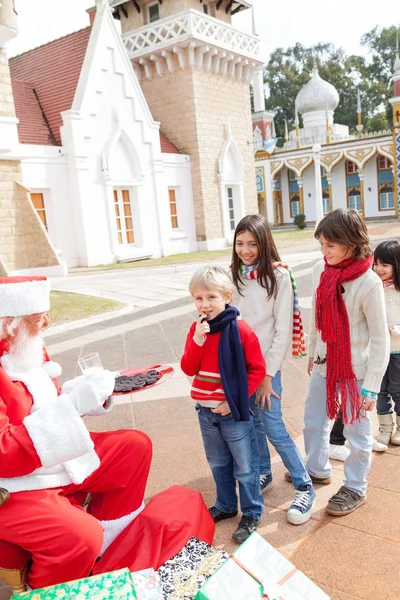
[0,276,152,590]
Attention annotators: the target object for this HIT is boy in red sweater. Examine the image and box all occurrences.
[181,266,266,542]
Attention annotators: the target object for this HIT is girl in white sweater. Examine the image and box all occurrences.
[231,214,316,526]
[305,209,389,516]
[373,240,400,446]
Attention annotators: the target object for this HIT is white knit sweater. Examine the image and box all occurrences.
[309,260,390,393]
[384,285,400,353]
[231,267,293,378]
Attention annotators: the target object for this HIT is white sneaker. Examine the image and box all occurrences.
[329,444,350,462]
[287,487,316,525]
[372,438,388,452]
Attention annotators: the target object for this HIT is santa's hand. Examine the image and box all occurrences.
[67,370,116,416]
[61,375,86,395]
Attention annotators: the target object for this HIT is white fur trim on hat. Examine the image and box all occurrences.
[0,277,51,317]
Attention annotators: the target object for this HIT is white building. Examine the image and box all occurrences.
[253,62,397,226]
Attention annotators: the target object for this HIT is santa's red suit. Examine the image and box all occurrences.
[0,276,152,589]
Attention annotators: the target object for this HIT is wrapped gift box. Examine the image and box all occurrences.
[156,537,230,600]
[131,569,163,600]
[12,568,137,599]
[195,532,329,600]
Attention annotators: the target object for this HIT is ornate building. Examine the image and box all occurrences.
[253,58,399,226]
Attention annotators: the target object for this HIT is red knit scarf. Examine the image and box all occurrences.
[316,255,373,424]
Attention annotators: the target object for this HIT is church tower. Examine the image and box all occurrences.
[0,0,60,274]
[109,0,263,247]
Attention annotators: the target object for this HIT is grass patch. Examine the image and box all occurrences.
[75,228,316,272]
[49,291,123,326]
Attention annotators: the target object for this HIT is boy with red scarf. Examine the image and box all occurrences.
[303,209,389,515]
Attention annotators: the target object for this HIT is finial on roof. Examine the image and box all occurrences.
[294,106,299,126]
[394,28,400,74]
[357,88,362,113]
[284,119,289,141]
[251,5,257,36]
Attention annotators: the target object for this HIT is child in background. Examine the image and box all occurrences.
[181,266,266,543]
[305,209,389,515]
[230,214,315,526]
[373,240,400,446]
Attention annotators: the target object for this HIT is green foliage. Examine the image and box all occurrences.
[294,214,307,229]
[262,27,398,139]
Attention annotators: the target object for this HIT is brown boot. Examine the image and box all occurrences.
[376,414,394,445]
[391,415,400,445]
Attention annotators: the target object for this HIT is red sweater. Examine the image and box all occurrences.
[181,320,266,408]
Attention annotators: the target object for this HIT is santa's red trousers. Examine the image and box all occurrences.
[0,430,152,589]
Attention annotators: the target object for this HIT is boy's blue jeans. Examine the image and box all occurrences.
[195,402,263,520]
[251,371,312,490]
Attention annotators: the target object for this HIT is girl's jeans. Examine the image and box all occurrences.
[251,371,312,490]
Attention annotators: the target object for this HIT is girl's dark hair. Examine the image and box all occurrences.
[231,214,281,298]
[374,240,400,291]
[314,208,372,259]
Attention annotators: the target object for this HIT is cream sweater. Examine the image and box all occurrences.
[309,260,389,393]
[384,285,400,353]
[231,267,293,378]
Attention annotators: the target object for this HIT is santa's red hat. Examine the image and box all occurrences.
[0,276,51,318]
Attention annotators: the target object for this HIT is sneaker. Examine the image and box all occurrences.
[372,438,388,452]
[208,506,238,523]
[260,473,273,494]
[326,485,366,516]
[232,515,260,543]
[284,471,331,486]
[287,486,316,525]
[329,444,350,462]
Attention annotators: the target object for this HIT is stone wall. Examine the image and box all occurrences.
[140,66,257,241]
[0,161,60,273]
[0,49,15,117]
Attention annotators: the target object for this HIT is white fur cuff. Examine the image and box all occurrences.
[98,502,145,555]
[24,396,95,468]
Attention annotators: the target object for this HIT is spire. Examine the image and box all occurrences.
[284,119,289,142]
[251,5,257,36]
[394,28,400,75]
[357,88,362,113]
[294,106,299,126]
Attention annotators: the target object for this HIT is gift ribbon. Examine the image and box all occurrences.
[229,555,298,599]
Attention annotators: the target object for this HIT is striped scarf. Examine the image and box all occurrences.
[240,262,307,358]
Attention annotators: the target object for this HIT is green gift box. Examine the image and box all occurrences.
[12,568,137,600]
[195,532,330,600]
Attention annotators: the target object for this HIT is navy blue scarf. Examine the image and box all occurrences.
[208,306,250,422]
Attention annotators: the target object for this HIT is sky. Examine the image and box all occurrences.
[7,0,400,60]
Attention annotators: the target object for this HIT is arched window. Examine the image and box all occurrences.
[347,188,362,212]
[346,160,357,174]
[290,194,300,218]
[379,185,395,210]
[377,155,392,171]
[322,191,330,215]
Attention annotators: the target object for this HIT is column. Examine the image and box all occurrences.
[313,144,324,226]
[358,167,365,218]
[271,180,278,226]
[326,172,333,212]
[297,177,304,215]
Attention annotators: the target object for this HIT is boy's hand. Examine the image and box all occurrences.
[307,358,314,376]
[211,401,231,416]
[360,395,375,412]
[256,375,280,411]
[195,315,210,342]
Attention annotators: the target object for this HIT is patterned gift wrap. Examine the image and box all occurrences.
[156,537,230,600]
[12,568,137,599]
[131,569,163,600]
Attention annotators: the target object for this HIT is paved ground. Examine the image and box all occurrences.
[2,225,400,599]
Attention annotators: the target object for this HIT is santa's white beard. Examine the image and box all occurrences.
[8,327,44,371]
